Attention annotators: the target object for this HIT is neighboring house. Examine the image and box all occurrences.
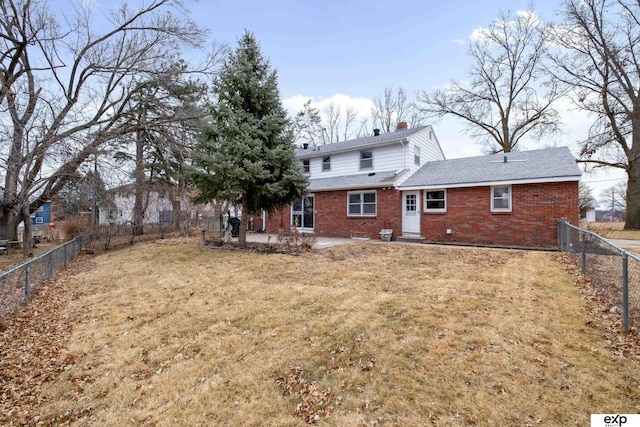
[30,201,52,225]
[98,184,174,225]
[580,199,599,222]
[265,123,582,248]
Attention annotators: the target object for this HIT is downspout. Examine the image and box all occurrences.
[401,139,409,172]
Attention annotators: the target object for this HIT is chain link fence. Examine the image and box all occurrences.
[558,220,639,334]
[0,233,89,321]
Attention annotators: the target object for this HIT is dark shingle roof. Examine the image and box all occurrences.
[296,126,430,158]
[400,146,581,188]
[308,170,403,192]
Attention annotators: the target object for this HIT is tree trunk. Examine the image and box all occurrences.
[21,203,33,257]
[0,207,21,241]
[171,195,181,233]
[625,162,640,229]
[132,97,147,236]
[239,194,249,249]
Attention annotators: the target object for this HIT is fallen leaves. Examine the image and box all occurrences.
[275,367,333,424]
[0,256,92,426]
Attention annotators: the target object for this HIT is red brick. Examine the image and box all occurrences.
[265,181,579,248]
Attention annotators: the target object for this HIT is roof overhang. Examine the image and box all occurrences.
[310,182,395,192]
[296,138,409,159]
[399,175,581,191]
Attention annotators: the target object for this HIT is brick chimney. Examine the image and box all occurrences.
[396,121,408,131]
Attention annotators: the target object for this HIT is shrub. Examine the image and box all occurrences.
[59,217,92,240]
[276,227,317,253]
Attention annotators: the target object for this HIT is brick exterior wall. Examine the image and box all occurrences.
[420,181,579,248]
[265,181,578,248]
[265,188,402,239]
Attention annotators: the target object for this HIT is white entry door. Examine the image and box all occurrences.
[402,191,421,234]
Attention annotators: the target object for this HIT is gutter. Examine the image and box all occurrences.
[399,175,582,191]
[296,138,410,159]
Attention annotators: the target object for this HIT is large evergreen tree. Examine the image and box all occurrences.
[189,31,308,248]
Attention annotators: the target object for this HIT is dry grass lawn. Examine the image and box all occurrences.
[582,221,640,240]
[6,240,640,426]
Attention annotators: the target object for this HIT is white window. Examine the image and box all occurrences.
[302,160,310,173]
[37,206,44,212]
[348,191,377,216]
[360,150,373,169]
[322,156,331,171]
[35,217,44,224]
[108,209,117,220]
[491,185,511,212]
[414,146,421,165]
[425,190,446,212]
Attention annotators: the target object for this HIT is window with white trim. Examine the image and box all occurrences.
[491,185,511,212]
[302,160,310,173]
[425,190,446,212]
[414,146,421,165]
[360,150,373,169]
[35,217,43,224]
[322,156,331,171]
[348,191,377,216]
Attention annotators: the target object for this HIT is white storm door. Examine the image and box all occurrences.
[402,191,421,234]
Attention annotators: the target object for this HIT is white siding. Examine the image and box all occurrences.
[306,143,405,179]
[301,126,445,185]
[396,127,445,185]
[99,191,173,225]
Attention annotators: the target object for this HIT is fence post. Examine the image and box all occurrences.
[564,222,571,252]
[557,220,564,250]
[64,243,68,267]
[581,231,586,274]
[46,252,53,277]
[622,253,629,333]
[24,264,30,305]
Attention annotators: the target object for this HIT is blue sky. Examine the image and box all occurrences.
[187,0,627,196]
[192,0,561,98]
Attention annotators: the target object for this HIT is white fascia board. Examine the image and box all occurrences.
[399,175,582,191]
[311,183,394,192]
[296,139,408,159]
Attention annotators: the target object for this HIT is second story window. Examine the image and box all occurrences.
[414,146,421,165]
[322,156,331,171]
[302,160,310,173]
[360,150,373,169]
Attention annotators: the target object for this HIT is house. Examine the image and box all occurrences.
[30,201,52,225]
[399,147,581,248]
[580,199,599,222]
[264,122,446,238]
[98,184,174,225]
[264,123,581,249]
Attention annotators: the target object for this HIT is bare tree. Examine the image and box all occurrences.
[417,10,560,153]
[371,87,425,133]
[549,0,640,229]
[323,102,342,144]
[291,100,365,144]
[290,99,323,147]
[343,105,358,141]
[579,181,597,213]
[600,182,627,219]
[0,0,209,254]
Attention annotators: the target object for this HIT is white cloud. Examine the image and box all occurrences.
[283,93,374,120]
[451,38,466,45]
[470,10,541,43]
